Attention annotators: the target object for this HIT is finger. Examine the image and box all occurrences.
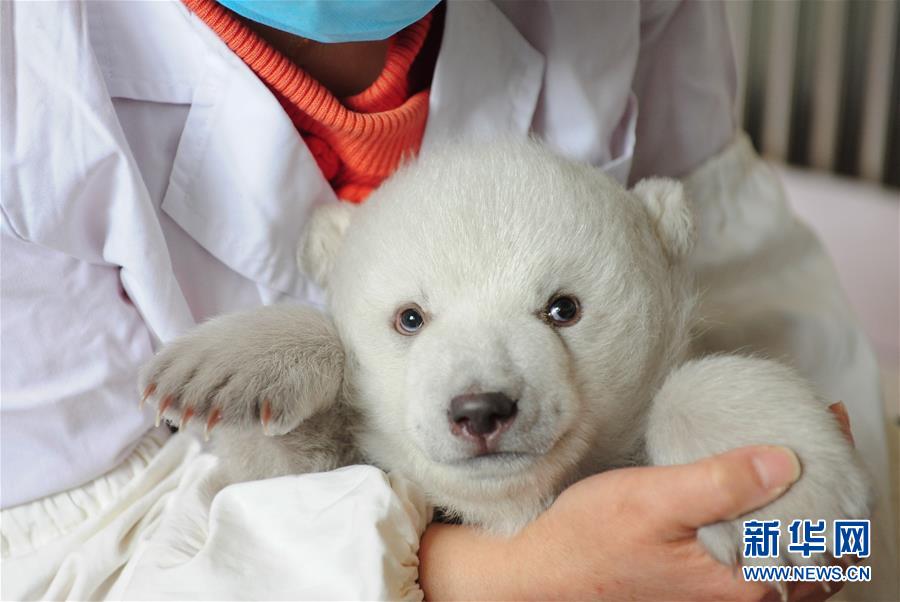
[827,401,854,446]
[632,446,801,537]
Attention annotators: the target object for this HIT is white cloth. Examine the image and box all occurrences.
[0,429,430,601]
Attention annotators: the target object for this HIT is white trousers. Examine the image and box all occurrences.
[0,429,429,601]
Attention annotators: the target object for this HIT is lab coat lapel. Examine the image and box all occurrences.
[162,0,546,299]
[422,0,545,151]
[161,8,334,301]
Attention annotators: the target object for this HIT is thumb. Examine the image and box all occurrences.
[636,445,801,539]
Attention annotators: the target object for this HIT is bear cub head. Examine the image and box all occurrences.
[299,140,697,533]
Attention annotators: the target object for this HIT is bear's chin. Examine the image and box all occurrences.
[358,403,601,534]
[423,468,559,536]
[398,441,589,535]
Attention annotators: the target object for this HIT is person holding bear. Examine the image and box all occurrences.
[1,1,894,600]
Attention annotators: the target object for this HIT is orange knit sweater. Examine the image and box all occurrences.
[184,0,432,203]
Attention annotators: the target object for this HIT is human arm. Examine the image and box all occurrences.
[419,446,838,601]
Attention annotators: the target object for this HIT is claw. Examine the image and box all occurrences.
[774,581,788,602]
[140,383,157,410]
[180,406,195,429]
[205,408,222,441]
[820,580,831,594]
[156,394,175,428]
[261,399,272,436]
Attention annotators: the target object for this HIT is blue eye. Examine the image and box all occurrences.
[395,305,425,335]
[546,295,580,326]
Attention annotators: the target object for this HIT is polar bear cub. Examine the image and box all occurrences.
[141,140,870,567]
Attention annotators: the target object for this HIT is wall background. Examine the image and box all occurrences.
[726,0,898,186]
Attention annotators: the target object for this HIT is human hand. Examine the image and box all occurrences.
[827,401,853,445]
[420,445,845,601]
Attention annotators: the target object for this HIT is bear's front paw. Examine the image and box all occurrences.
[647,356,873,585]
[140,346,304,438]
[138,306,344,438]
[697,451,871,572]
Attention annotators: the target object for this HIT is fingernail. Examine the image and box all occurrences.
[829,401,855,445]
[751,446,801,491]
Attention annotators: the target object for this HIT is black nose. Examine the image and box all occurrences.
[449,392,518,438]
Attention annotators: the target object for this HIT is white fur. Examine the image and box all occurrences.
[647,355,871,568]
[632,177,695,261]
[297,202,355,289]
[141,140,871,566]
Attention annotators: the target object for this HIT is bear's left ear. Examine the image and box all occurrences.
[297,202,356,289]
[631,178,694,262]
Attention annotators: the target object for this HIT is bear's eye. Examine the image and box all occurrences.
[545,295,581,326]
[394,304,426,335]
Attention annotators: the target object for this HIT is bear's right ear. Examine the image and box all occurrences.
[631,178,694,262]
[297,202,355,289]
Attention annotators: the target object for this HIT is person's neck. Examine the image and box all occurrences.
[243,20,390,97]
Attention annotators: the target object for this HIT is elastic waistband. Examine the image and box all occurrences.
[1,428,169,558]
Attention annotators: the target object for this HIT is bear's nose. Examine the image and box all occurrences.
[449,392,518,439]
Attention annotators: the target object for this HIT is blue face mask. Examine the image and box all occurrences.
[216,0,440,43]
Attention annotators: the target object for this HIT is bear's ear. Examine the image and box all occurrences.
[297,202,356,289]
[631,178,694,262]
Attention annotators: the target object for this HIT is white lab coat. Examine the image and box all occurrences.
[1,0,894,599]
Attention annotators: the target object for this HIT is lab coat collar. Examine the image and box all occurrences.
[161,3,335,300]
[422,1,545,151]
[159,0,545,297]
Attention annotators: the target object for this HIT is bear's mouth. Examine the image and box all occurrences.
[448,451,534,471]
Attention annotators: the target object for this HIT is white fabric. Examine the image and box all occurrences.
[0,0,894,598]
[0,429,430,601]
